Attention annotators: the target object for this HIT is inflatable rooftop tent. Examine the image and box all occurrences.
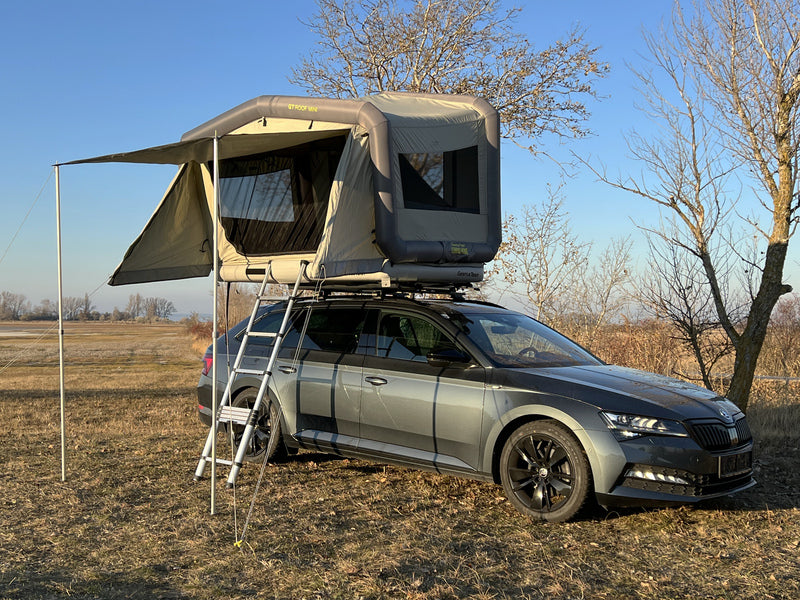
[67,92,501,289]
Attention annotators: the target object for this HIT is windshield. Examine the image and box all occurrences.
[449,310,601,368]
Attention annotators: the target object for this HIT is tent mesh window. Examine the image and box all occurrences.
[400,146,479,214]
[216,136,346,256]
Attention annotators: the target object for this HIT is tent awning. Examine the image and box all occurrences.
[57,129,351,166]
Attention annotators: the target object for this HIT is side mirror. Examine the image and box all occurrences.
[426,347,472,369]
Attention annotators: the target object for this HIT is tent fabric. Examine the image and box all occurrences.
[309,130,385,279]
[109,161,212,285]
[61,130,348,167]
[68,92,501,288]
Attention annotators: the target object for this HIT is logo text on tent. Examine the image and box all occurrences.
[287,104,319,113]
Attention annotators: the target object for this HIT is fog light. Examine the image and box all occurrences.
[625,468,689,485]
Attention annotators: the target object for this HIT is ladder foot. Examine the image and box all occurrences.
[226,482,234,490]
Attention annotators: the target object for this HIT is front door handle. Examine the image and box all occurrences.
[365,376,388,386]
[278,365,297,374]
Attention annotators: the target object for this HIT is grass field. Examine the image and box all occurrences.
[1,321,799,599]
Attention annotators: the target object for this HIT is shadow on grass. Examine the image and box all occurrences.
[1,566,195,600]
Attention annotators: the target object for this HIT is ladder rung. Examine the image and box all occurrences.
[211,458,235,466]
[258,295,293,302]
[234,368,267,376]
[247,331,277,338]
[217,406,252,425]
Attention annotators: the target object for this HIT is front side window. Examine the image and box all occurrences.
[400,146,479,213]
[371,312,462,362]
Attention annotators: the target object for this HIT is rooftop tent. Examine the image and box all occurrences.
[67,92,501,288]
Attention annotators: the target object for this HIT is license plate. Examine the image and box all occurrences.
[719,450,752,478]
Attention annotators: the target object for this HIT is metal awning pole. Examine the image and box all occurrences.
[210,134,220,514]
[55,165,67,482]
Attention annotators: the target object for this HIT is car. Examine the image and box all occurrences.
[197,295,755,522]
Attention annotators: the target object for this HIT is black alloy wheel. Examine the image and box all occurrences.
[231,388,283,462]
[499,420,591,522]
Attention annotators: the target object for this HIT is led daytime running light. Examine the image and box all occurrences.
[625,468,689,485]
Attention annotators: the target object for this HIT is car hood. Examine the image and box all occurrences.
[495,364,738,421]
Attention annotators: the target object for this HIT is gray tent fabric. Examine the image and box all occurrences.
[64,92,501,288]
[109,161,213,285]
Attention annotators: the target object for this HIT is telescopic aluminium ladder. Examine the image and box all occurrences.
[193,261,307,487]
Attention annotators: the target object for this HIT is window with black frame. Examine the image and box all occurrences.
[399,146,479,213]
[375,312,461,362]
[244,306,366,354]
[216,136,346,256]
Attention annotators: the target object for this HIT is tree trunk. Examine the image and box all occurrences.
[726,240,792,411]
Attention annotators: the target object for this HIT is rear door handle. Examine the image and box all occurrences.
[278,365,297,374]
[365,376,388,386]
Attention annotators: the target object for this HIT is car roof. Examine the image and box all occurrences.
[289,295,515,316]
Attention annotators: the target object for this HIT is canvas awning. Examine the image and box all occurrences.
[59,129,350,167]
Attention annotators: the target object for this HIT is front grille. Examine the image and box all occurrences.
[688,417,752,451]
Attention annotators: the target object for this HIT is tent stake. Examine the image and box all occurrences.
[55,165,67,482]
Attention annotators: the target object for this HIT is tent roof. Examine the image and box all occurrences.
[58,92,496,167]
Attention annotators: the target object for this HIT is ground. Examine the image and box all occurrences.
[1,321,798,599]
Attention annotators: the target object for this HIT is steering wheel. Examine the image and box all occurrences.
[517,346,540,359]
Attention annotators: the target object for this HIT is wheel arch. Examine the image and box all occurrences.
[229,379,295,445]
[484,406,601,487]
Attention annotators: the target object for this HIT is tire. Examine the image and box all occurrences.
[230,388,285,463]
[499,420,591,522]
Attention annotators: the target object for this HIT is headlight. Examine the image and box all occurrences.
[600,411,689,439]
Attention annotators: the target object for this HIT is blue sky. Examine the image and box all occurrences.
[2,0,789,316]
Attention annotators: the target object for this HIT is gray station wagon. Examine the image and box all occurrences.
[197,296,755,522]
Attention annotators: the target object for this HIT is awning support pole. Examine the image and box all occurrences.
[55,165,67,482]
[210,134,220,514]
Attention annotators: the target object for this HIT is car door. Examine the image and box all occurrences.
[274,304,367,451]
[240,304,366,451]
[358,308,486,473]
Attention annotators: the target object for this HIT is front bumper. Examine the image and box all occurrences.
[595,433,756,508]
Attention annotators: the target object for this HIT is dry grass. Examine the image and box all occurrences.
[1,322,799,599]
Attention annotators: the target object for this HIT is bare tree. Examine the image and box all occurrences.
[489,185,591,328]
[217,283,258,330]
[126,294,144,319]
[79,293,95,321]
[61,296,84,321]
[291,0,608,152]
[574,236,634,346]
[635,232,736,390]
[0,292,29,320]
[761,292,800,378]
[142,297,177,321]
[595,0,800,411]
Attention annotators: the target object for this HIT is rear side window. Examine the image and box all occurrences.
[303,307,366,353]
[243,306,366,354]
[241,309,306,348]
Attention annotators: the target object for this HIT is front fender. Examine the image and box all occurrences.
[480,389,626,494]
